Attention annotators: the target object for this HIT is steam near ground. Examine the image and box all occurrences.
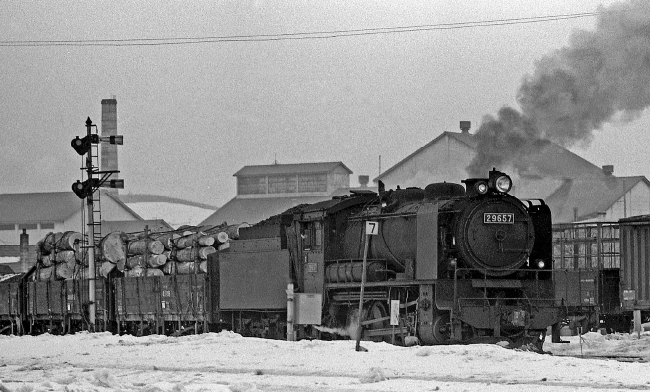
[1,330,649,392]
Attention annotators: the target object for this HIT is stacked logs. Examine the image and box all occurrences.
[95,223,247,278]
[33,231,83,281]
[30,223,249,280]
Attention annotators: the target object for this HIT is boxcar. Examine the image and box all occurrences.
[552,222,625,333]
[619,215,650,321]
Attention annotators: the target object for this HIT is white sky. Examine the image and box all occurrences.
[0,331,649,391]
[0,0,640,206]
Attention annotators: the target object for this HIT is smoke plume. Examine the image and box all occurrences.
[467,0,650,176]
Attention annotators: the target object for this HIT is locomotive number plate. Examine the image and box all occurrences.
[483,213,514,224]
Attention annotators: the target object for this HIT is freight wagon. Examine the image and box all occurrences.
[619,215,650,323]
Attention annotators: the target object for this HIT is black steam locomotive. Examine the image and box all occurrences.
[0,169,561,348]
[216,168,561,348]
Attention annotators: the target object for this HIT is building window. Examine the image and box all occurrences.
[40,223,55,230]
[0,224,15,231]
[268,175,297,194]
[298,174,327,193]
[237,176,266,195]
[18,224,37,230]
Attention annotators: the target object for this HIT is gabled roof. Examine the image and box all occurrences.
[546,176,650,223]
[375,131,605,182]
[199,187,371,226]
[0,265,14,274]
[234,162,352,177]
[376,132,475,181]
[0,191,142,224]
[516,141,605,179]
[0,192,82,223]
[199,195,336,226]
[100,219,174,235]
[104,191,143,220]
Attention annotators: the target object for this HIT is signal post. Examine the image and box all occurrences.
[71,117,124,331]
[356,220,379,351]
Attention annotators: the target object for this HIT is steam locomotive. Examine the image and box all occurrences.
[215,168,561,348]
[0,169,561,348]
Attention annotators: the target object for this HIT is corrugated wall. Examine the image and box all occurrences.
[620,221,650,310]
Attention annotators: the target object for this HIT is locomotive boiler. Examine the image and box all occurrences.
[218,168,561,348]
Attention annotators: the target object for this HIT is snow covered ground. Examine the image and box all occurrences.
[1,331,649,391]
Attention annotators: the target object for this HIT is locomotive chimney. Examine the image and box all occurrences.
[358,175,370,188]
[19,229,29,273]
[459,121,471,134]
[101,97,119,195]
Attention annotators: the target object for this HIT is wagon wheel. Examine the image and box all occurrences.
[363,301,390,342]
[432,313,451,344]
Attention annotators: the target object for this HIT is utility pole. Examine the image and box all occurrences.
[71,117,124,331]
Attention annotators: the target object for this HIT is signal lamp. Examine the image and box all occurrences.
[71,179,94,199]
[71,136,92,155]
[474,181,488,195]
[536,260,545,269]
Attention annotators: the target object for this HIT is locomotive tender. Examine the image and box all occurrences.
[0,169,562,348]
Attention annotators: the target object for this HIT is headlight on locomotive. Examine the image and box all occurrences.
[474,181,488,195]
[488,172,512,194]
[495,175,512,193]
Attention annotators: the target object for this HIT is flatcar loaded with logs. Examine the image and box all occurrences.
[0,169,562,348]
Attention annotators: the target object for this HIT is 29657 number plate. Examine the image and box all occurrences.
[483,213,514,224]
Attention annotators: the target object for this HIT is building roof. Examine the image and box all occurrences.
[375,132,475,181]
[0,245,38,257]
[0,190,142,224]
[546,176,649,223]
[199,195,336,226]
[375,131,605,182]
[199,186,374,226]
[0,265,14,274]
[0,192,82,223]
[234,162,352,177]
[100,219,174,235]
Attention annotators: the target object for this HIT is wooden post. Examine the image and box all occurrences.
[634,309,642,338]
[356,221,378,352]
[286,283,295,341]
[355,233,370,352]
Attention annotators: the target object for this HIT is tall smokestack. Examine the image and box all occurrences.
[459,121,471,134]
[468,0,650,176]
[101,97,119,195]
[358,175,370,188]
[19,229,29,273]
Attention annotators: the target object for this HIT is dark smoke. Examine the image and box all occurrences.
[467,0,650,177]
